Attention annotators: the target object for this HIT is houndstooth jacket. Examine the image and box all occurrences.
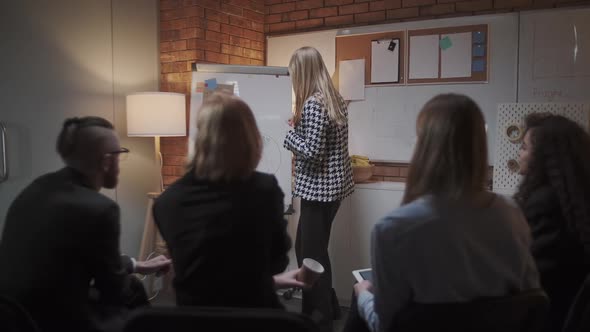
[283,92,354,202]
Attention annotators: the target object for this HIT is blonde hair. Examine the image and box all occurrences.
[289,47,346,126]
[190,92,262,182]
[402,94,488,204]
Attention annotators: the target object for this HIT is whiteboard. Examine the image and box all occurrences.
[189,65,293,207]
[518,7,590,103]
[267,13,519,164]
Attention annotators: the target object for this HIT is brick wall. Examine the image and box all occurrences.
[266,0,590,35]
[159,0,265,185]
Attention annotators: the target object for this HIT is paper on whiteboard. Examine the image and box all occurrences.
[441,32,472,78]
[339,59,365,101]
[371,39,400,83]
[409,35,439,79]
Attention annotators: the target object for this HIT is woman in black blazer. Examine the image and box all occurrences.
[515,113,590,331]
[153,92,303,308]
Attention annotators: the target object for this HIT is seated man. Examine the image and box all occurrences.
[0,116,170,332]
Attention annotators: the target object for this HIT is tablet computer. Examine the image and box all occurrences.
[352,268,372,283]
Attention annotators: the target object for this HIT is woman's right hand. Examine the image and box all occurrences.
[287,117,295,127]
[273,268,308,289]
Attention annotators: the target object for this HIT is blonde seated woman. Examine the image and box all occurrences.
[344,94,541,332]
[153,92,305,308]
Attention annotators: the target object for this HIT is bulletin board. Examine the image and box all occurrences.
[335,31,405,86]
[407,24,488,84]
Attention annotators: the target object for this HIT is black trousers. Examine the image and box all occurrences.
[296,199,341,332]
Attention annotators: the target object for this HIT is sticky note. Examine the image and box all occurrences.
[204,78,217,90]
[439,36,452,50]
[472,59,486,72]
[473,44,485,57]
[473,31,486,44]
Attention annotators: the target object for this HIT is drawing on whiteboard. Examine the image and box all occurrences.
[258,134,282,175]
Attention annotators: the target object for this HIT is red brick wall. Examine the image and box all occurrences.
[159,0,265,185]
[266,0,590,35]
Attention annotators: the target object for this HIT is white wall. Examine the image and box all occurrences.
[0,0,160,257]
[112,0,160,257]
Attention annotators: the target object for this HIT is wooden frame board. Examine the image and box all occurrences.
[335,31,405,86]
[407,24,488,84]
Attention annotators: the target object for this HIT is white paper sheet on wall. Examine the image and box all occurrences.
[441,32,472,78]
[409,35,439,79]
[371,39,400,83]
[339,59,365,101]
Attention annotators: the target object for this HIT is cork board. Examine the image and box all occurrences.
[335,31,405,87]
[407,24,488,84]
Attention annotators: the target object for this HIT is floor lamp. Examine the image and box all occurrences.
[126,92,186,191]
[126,92,186,299]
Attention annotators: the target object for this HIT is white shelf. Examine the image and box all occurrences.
[355,181,406,191]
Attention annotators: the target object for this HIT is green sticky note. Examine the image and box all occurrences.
[440,36,452,50]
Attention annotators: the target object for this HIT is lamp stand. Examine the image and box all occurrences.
[154,135,163,192]
[138,136,167,300]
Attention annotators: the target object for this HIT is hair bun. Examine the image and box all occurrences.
[64,117,80,127]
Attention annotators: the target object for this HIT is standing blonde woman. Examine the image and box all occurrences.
[284,46,354,332]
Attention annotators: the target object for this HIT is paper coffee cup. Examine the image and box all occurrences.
[297,258,325,286]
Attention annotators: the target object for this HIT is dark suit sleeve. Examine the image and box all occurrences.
[267,176,291,275]
[90,204,129,305]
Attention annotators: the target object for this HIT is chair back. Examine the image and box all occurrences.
[0,295,40,332]
[392,289,549,332]
[562,274,590,332]
[124,306,319,332]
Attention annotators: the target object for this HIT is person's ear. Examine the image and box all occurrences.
[100,154,113,172]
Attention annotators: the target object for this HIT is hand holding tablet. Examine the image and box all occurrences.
[352,268,373,283]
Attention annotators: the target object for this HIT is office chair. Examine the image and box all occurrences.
[124,305,319,332]
[0,295,40,332]
[562,274,590,332]
[391,288,549,332]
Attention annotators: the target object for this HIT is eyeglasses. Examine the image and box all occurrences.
[105,147,130,161]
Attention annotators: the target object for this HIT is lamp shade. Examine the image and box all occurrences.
[126,92,186,137]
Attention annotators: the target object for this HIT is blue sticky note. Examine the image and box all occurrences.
[472,59,486,72]
[204,78,217,90]
[473,31,486,44]
[473,44,485,57]
[440,36,452,50]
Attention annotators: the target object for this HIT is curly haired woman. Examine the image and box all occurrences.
[515,113,590,331]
